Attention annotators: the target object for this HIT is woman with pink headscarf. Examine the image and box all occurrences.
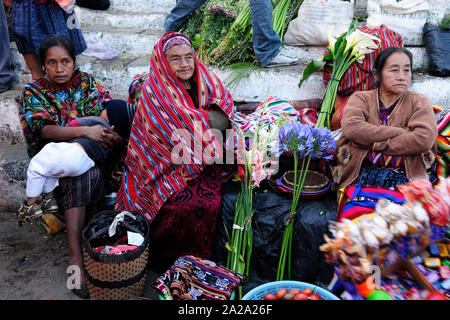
[115,32,236,271]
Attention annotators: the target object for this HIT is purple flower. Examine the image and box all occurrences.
[209,5,234,18]
[309,126,336,160]
[278,122,335,159]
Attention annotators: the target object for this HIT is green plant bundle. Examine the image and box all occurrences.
[439,15,450,29]
[180,0,303,67]
[210,0,254,66]
[272,0,297,42]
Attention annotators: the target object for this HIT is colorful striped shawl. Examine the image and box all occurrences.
[337,184,406,222]
[233,96,299,132]
[114,32,235,222]
[433,105,450,178]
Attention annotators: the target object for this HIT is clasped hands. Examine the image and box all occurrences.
[85,125,125,149]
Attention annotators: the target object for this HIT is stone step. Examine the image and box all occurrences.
[75,7,166,32]
[213,66,450,106]
[75,49,445,104]
[81,25,163,56]
[108,0,176,14]
[0,88,25,145]
[79,20,431,70]
[9,42,449,106]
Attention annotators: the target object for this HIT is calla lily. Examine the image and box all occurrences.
[327,27,337,55]
[351,45,374,63]
[344,29,380,54]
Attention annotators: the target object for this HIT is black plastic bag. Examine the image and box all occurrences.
[83,210,149,249]
[214,181,337,294]
[423,23,450,77]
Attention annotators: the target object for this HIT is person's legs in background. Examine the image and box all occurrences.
[164,0,206,32]
[248,0,280,66]
[0,2,13,93]
[10,0,45,80]
[249,0,299,68]
[22,53,44,80]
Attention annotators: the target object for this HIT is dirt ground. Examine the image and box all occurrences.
[0,209,159,300]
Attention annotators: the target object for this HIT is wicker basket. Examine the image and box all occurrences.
[82,210,149,300]
[282,170,329,192]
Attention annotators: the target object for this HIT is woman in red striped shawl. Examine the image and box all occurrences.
[115,32,235,271]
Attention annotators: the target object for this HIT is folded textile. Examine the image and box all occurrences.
[152,255,244,300]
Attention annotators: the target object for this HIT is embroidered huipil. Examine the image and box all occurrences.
[18,70,112,157]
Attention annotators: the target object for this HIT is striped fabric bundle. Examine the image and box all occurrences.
[433,105,450,178]
[337,184,406,222]
[233,96,299,132]
[114,32,235,222]
[153,255,244,300]
[323,24,403,97]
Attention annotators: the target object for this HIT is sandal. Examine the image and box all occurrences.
[40,197,60,214]
[17,202,43,226]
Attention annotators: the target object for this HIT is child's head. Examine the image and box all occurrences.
[102,100,137,138]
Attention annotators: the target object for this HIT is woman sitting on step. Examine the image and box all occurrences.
[18,34,128,299]
[115,32,235,272]
[332,47,438,191]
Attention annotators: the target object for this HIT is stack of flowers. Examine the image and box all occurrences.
[226,99,291,297]
[276,123,336,280]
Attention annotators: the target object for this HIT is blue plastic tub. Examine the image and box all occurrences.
[241,280,340,300]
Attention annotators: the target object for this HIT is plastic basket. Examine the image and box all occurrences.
[241,281,340,300]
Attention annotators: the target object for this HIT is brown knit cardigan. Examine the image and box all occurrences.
[331,89,438,191]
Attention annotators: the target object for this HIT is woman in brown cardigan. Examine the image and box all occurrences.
[332,47,438,191]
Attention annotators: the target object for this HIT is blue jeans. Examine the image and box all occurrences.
[0,2,13,85]
[164,0,207,33]
[164,0,281,66]
[249,0,281,66]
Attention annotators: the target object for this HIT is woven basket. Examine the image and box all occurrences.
[283,170,329,191]
[82,210,149,300]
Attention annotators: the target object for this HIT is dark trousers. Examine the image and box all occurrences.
[0,2,13,86]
